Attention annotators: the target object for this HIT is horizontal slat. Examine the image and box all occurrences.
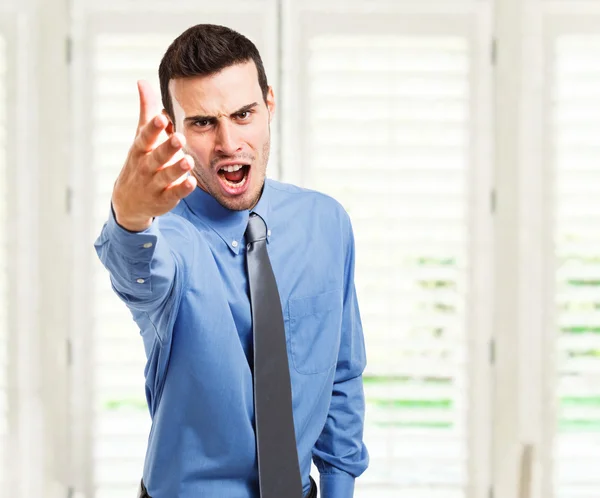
[84,0,268,13]
[94,436,148,460]
[366,384,464,403]
[560,369,600,383]
[311,78,468,98]
[95,486,141,498]
[314,98,468,121]
[355,489,464,498]
[311,125,467,146]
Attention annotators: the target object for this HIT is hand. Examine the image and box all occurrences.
[111,80,197,232]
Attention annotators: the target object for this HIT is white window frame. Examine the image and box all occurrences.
[491,0,546,496]
[0,1,66,497]
[0,10,20,496]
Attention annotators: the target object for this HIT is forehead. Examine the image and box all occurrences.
[169,61,263,116]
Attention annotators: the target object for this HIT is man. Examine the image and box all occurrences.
[95,24,368,498]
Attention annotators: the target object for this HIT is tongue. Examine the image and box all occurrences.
[223,168,245,183]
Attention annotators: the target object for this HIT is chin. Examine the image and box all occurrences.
[215,188,261,212]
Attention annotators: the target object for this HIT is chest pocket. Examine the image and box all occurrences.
[287,289,343,375]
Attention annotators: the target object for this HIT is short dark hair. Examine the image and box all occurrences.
[159,24,269,122]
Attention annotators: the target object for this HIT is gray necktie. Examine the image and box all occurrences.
[245,212,303,498]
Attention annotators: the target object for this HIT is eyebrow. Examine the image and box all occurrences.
[184,102,259,124]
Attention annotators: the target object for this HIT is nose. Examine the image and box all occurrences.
[214,120,242,156]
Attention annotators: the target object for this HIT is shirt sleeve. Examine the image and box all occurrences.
[312,212,369,498]
[93,205,191,342]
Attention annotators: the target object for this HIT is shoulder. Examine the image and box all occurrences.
[267,178,351,225]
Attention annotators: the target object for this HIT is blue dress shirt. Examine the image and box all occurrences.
[94,179,369,498]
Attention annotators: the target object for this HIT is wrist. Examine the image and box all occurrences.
[111,202,153,232]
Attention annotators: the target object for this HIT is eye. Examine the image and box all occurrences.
[236,111,252,121]
[194,119,211,127]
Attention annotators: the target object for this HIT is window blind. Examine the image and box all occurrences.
[553,33,600,498]
[79,3,482,496]
[304,33,471,498]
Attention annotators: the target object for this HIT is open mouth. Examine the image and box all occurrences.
[217,164,250,191]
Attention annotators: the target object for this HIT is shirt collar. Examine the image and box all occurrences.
[182,180,271,255]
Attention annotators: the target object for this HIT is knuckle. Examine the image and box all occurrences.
[169,165,180,178]
[134,135,148,154]
[136,158,151,177]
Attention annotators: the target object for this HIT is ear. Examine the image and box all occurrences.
[163,109,175,135]
[266,86,276,122]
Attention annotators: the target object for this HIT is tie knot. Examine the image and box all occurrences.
[245,213,267,244]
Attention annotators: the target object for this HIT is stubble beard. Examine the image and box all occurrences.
[185,137,271,212]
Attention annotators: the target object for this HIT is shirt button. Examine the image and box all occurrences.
[136,278,145,284]
[143,242,153,248]
[232,240,239,248]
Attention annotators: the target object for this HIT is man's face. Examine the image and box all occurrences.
[168,61,275,211]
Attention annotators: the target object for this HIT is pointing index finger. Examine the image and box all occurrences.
[137,80,161,130]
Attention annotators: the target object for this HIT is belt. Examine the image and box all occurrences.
[139,476,318,498]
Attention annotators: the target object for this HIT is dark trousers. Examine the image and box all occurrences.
[139,476,318,498]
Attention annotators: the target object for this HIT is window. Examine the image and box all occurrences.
[71,4,278,495]
[551,31,600,498]
[282,3,493,496]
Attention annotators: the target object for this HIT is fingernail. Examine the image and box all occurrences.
[171,136,180,148]
[154,116,163,127]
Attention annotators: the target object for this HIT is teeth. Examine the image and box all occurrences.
[220,164,245,172]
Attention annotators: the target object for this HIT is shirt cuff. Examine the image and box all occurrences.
[105,204,159,260]
[320,472,355,498]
